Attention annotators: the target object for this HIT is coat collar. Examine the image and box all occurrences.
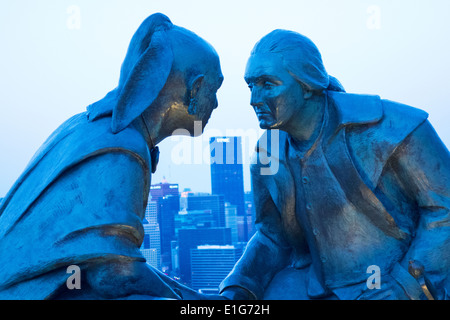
[327,90,383,127]
[256,91,384,160]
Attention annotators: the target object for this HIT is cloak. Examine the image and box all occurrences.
[0,112,152,299]
[0,13,188,300]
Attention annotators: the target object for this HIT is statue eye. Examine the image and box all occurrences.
[263,81,275,89]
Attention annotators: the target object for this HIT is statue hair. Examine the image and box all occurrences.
[251,29,345,93]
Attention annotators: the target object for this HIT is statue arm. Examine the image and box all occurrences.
[54,151,182,299]
[219,163,292,300]
[391,120,450,299]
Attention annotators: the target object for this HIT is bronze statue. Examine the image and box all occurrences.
[220,29,449,300]
[0,13,223,299]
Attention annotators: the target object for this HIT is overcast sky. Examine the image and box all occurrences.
[0,0,449,196]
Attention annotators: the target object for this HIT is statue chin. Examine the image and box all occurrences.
[169,122,204,138]
[256,117,278,130]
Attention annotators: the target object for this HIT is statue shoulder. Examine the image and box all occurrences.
[345,98,429,147]
[0,113,151,227]
[380,99,428,126]
[344,98,429,189]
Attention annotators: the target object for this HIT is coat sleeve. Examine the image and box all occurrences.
[390,120,450,300]
[219,157,292,300]
[61,151,181,299]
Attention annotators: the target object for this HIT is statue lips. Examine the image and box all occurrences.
[255,111,273,122]
[255,108,272,118]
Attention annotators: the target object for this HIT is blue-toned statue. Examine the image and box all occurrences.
[0,13,223,299]
[220,29,449,300]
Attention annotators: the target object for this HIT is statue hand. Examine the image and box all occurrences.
[357,274,422,300]
[173,287,228,300]
[220,286,256,300]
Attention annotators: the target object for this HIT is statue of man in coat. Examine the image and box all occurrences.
[220,29,449,300]
[0,13,223,300]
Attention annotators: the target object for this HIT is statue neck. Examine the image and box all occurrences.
[286,94,326,149]
[131,108,167,150]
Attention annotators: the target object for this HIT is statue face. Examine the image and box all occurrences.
[244,53,307,130]
[162,28,224,136]
[145,47,223,139]
[194,71,224,127]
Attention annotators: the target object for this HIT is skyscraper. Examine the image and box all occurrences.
[244,190,256,239]
[140,199,161,270]
[177,227,232,286]
[149,180,180,273]
[157,195,179,273]
[210,137,247,240]
[140,220,161,270]
[150,180,179,197]
[190,245,243,293]
[180,193,226,228]
[224,202,238,243]
[145,198,159,224]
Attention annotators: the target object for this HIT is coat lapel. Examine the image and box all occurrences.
[323,127,408,240]
[323,92,408,240]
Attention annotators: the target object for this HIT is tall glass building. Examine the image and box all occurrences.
[149,181,180,273]
[224,202,238,244]
[209,137,247,241]
[180,192,226,228]
[140,222,161,270]
[140,200,161,270]
[190,245,244,293]
[177,227,232,286]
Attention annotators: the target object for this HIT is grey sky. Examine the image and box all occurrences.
[0,0,449,196]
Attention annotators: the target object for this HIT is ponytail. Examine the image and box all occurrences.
[327,75,345,92]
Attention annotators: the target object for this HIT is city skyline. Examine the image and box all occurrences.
[138,135,254,286]
[1,1,449,197]
[0,1,448,303]
[140,184,254,286]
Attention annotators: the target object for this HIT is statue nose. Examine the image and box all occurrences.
[251,100,263,108]
[250,89,264,107]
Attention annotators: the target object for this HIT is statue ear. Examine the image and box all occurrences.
[111,31,174,133]
[189,74,204,98]
[187,74,204,115]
